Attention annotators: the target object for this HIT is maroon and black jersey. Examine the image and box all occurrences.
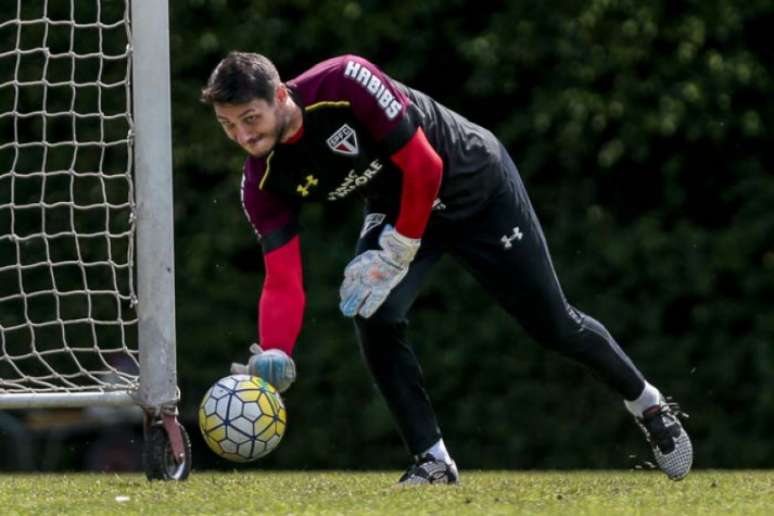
[241,55,506,253]
[395,83,505,218]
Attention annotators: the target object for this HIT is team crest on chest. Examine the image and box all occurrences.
[326,124,359,156]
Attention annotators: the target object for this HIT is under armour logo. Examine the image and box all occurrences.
[297,175,319,197]
[501,226,523,249]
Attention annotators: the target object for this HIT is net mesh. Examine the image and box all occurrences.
[0,1,139,393]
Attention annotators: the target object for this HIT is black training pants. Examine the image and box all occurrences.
[352,144,646,456]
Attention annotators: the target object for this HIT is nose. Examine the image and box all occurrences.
[234,125,252,145]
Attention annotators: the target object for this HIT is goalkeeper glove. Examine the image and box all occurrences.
[230,343,296,393]
[339,225,420,318]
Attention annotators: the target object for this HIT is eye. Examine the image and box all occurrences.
[243,115,258,124]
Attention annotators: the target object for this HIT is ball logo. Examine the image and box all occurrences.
[326,124,359,156]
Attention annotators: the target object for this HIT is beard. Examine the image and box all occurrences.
[250,110,290,158]
[271,109,292,147]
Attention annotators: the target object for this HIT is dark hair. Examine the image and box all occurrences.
[200,51,281,105]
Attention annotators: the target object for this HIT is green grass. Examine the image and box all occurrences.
[2,470,773,515]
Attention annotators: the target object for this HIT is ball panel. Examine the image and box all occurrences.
[203,415,223,432]
[203,433,223,455]
[207,424,227,443]
[203,396,218,415]
[259,378,277,394]
[265,433,282,452]
[252,444,270,459]
[230,374,253,384]
[215,397,231,419]
[253,414,273,435]
[231,416,254,436]
[236,388,261,403]
[220,438,239,455]
[217,376,239,390]
[235,379,258,393]
[257,423,279,442]
[257,393,274,417]
[198,406,206,429]
[227,398,244,421]
[241,401,262,422]
[237,440,255,459]
[225,425,251,444]
[264,390,285,416]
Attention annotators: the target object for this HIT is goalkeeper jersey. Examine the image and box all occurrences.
[241,54,507,253]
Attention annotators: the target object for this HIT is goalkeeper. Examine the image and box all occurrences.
[200,52,693,484]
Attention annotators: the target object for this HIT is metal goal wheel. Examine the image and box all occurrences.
[143,415,192,481]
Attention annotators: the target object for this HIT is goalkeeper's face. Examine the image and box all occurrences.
[214,93,293,158]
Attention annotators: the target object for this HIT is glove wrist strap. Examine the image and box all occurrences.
[380,227,421,266]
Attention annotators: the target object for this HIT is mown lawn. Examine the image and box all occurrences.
[2,470,772,515]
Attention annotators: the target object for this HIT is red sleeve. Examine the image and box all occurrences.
[258,235,305,355]
[390,128,443,239]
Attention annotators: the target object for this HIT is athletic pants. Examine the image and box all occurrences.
[353,144,646,456]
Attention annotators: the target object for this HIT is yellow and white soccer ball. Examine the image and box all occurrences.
[198,374,287,462]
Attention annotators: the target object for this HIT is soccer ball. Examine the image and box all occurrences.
[198,374,287,462]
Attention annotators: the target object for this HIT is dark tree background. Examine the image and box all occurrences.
[165,0,773,470]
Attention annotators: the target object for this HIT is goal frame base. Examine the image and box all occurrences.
[0,391,136,409]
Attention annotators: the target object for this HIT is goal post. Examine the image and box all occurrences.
[0,0,189,477]
[131,0,178,416]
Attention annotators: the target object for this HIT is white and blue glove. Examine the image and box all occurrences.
[230,343,296,393]
[339,225,421,318]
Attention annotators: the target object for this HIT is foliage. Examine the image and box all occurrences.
[167,1,773,469]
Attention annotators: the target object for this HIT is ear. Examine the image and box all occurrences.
[275,84,288,104]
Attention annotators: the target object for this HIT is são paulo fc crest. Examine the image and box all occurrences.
[326,124,359,156]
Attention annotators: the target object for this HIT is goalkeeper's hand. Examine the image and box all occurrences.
[230,343,296,393]
[339,225,420,319]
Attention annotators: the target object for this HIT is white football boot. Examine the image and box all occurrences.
[635,399,693,480]
[398,454,459,485]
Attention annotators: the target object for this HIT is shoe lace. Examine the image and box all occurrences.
[416,453,437,465]
[399,461,421,482]
[400,454,438,482]
[642,398,688,453]
[664,396,690,421]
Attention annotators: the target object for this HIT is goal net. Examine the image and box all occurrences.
[0,1,177,410]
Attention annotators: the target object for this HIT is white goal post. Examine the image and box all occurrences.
[0,0,178,416]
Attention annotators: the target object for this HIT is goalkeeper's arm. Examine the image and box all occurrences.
[232,235,304,392]
[258,234,305,354]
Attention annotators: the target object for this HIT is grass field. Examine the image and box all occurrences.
[2,470,772,515]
